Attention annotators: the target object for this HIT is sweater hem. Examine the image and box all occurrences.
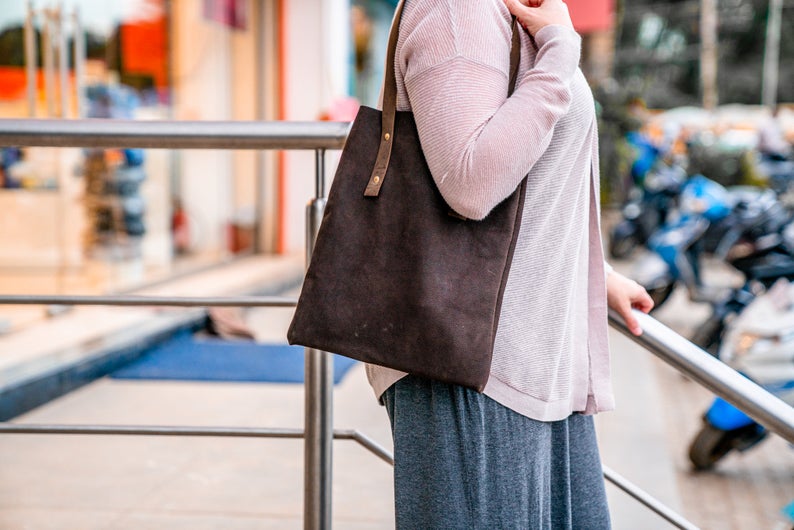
[366,363,616,422]
[365,363,408,402]
[483,373,610,422]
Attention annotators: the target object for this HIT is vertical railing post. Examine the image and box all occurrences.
[304,149,332,529]
[73,7,85,119]
[25,1,37,117]
[43,8,55,118]
[56,5,68,118]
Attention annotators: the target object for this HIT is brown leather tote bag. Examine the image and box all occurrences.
[287,2,525,391]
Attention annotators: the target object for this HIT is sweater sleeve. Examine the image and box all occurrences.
[401,5,582,220]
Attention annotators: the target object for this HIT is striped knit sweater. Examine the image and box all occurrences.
[365,0,613,422]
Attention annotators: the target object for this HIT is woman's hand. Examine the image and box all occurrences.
[606,270,654,336]
[503,0,574,36]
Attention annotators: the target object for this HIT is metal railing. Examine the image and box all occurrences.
[610,310,794,444]
[2,119,794,530]
[0,118,344,530]
[0,118,349,150]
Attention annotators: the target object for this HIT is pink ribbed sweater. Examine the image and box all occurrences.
[365,0,613,422]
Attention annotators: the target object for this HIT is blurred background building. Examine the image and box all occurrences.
[0,0,790,294]
[0,0,336,300]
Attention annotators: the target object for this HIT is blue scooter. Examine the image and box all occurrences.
[609,132,687,260]
[632,174,790,312]
[631,174,733,309]
[689,278,794,470]
[609,160,687,260]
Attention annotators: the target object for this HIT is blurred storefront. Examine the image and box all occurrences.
[0,0,615,305]
[0,0,350,305]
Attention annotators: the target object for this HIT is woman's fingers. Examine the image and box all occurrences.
[504,0,531,18]
[629,283,655,315]
[619,304,643,336]
[624,281,654,335]
[510,0,545,10]
[606,270,654,336]
[503,0,573,35]
[632,292,655,314]
[503,0,537,33]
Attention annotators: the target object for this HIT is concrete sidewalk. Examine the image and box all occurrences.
[0,366,395,529]
[0,255,304,421]
[0,256,792,528]
[1,331,679,530]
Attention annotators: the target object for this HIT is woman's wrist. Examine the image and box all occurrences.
[530,24,582,80]
[533,24,581,48]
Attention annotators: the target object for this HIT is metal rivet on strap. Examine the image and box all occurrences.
[384,133,390,140]
[373,176,380,183]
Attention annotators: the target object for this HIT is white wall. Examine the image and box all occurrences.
[171,0,234,254]
[171,0,352,255]
[282,0,351,253]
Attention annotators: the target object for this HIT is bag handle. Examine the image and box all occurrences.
[364,2,522,197]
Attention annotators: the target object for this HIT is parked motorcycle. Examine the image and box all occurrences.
[632,175,791,312]
[631,174,732,308]
[609,161,687,260]
[688,278,794,470]
[686,192,793,353]
[756,152,794,205]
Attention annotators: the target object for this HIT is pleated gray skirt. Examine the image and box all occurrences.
[382,375,611,530]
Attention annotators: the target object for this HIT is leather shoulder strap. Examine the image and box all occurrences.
[508,17,521,98]
[363,0,405,197]
[364,3,521,197]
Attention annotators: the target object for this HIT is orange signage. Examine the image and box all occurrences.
[120,18,169,90]
[567,0,615,33]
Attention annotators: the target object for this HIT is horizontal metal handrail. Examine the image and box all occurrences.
[0,423,392,465]
[0,420,697,528]
[602,466,699,530]
[0,423,306,438]
[0,118,350,150]
[4,295,793,445]
[0,118,784,529]
[0,295,298,307]
[610,309,794,445]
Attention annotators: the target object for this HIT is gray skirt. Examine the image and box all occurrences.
[382,375,611,530]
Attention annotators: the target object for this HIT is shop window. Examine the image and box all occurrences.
[0,0,170,117]
[350,0,396,108]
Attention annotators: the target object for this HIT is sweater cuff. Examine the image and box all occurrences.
[534,24,581,48]
[532,25,582,80]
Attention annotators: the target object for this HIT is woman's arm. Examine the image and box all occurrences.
[401,0,582,220]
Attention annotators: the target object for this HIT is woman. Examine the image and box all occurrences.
[365,0,654,527]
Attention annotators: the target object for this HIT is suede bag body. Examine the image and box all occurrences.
[287,2,525,391]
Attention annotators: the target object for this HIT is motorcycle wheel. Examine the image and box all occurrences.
[688,424,736,470]
[609,223,638,260]
[690,317,724,356]
[647,283,675,312]
[688,423,767,471]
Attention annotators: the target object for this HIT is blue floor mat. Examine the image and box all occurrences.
[110,331,357,384]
